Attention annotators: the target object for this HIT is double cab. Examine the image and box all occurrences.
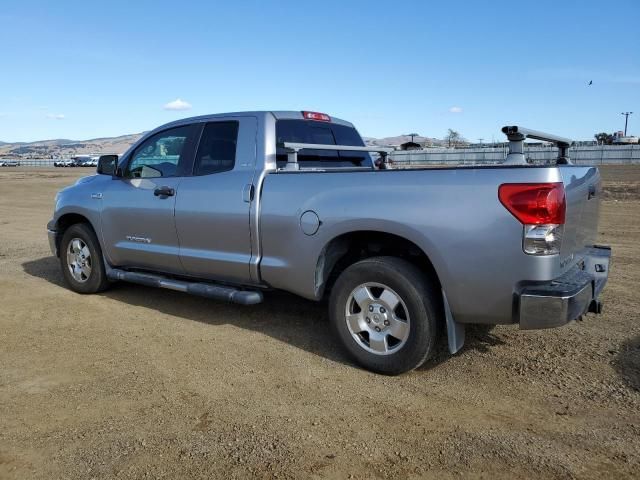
[48,111,610,374]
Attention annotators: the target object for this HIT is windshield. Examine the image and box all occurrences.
[276,119,372,168]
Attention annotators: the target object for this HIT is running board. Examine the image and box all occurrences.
[106,268,263,305]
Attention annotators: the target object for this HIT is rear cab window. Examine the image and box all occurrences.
[276,120,372,168]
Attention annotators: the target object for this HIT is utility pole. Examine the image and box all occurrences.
[478,138,484,147]
[621,112,633,136]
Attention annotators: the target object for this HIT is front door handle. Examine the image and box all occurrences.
[154,186,175,197]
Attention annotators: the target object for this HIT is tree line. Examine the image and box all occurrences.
[594,132,639,145]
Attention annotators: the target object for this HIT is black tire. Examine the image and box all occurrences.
[329,256,441,375]
[60,223,110,294]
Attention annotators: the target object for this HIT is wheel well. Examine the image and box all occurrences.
[316,231,441,300]
[54,213,92,255]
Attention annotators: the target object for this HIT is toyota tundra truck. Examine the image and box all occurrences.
[47,111,611,374]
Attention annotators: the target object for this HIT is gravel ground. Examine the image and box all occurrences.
[0,167,638,479]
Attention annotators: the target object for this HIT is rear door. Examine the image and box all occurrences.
[175,116,257,284]
[101,124,198,274]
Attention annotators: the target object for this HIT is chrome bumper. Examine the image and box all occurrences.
[47,229,58,257]
[519,246,611,330]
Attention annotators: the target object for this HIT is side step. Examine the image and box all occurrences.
[106,268,263,305]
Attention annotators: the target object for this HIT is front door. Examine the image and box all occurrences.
[101,124,198,274]
[175,117,257,284]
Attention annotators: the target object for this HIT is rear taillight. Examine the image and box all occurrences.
[302,111,331,122]
[499,183,566,256]
[499,182,565,225]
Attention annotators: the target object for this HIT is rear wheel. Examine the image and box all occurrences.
[60,223,109,294]
[329,256,440,375]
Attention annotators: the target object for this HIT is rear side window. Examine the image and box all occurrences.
[194,121,239,175]
[276,120,371,168]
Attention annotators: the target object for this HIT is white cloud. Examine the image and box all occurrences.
[46,113,65,120]
[449,106,463,113]
[163,98,192,111]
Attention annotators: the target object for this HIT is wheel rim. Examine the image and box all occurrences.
[66,237,92,283]
[345,282,411,355]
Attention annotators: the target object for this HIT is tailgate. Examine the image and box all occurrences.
[559,166,601,271]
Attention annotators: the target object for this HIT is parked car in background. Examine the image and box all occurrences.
[47,111,611,374]
[86,157,100,167]
[54,156,100,167]
[0,159,20,167]
[72,156,94,167]
[54,159,76,167]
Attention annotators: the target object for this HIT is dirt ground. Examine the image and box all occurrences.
[1,166,638,480]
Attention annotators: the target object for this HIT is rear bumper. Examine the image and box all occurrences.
[518,245,611,330]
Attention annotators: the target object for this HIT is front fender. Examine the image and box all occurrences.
[48,175,110,255]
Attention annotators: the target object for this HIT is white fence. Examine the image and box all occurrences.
[0,159,58,167]
[389,144,640,166]
[3,144,640,168]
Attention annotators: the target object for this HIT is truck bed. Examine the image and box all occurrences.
[258,165,600,326]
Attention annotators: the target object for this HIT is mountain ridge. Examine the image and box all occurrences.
[1,132,447,158]
[0,133,145,157]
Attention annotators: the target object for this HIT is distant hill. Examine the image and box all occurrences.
[0,133,144,158]
[0,132,450,158]
[364,135,445,147]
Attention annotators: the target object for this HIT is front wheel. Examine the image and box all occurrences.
[329,257,441,375]
[60,223,110,294]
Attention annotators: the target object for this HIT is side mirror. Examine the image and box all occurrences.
[97,155,119,176]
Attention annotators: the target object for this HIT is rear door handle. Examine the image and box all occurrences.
[154,186,175,197]
[242,184,254,203]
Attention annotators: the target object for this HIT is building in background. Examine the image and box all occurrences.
[399,141,422,151]
[613,131,639,144]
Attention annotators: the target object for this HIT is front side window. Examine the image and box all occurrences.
[193,121,239,175]
[125,125,194,178]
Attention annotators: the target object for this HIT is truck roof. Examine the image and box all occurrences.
[148,111,355,135]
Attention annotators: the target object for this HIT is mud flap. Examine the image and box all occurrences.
[443,290,465,354]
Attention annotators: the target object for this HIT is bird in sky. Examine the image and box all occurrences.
[588,80,593,85]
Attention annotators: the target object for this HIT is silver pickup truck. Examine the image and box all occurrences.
[48,111,611,374]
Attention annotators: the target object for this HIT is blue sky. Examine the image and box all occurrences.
[1,0,638,142]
